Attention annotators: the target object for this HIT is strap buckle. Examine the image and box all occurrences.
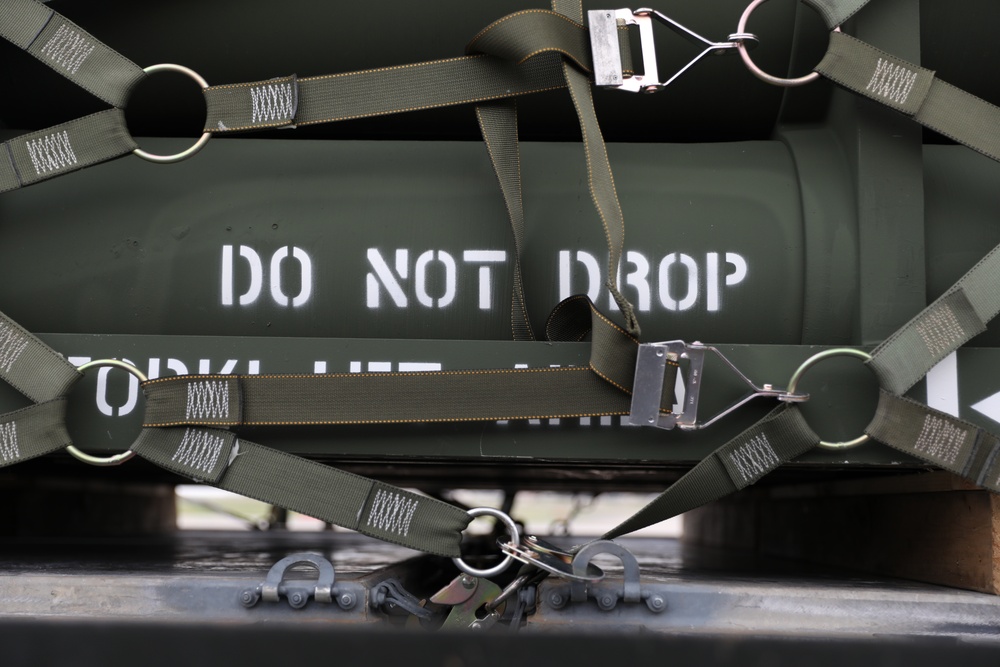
[629,341,808,431]
[588,8,757,93]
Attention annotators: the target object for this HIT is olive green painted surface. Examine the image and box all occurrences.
[0,138,815,345]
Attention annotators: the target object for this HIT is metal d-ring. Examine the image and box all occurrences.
[735,0,840,87]
[132,64,211,164]
[65,359,148,466]
[786,348,873,450]
[452,507,521,579]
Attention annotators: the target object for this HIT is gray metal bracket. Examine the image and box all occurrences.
[557,540,666,613]
[240,552,357,611]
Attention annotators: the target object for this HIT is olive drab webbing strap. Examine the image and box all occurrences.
[602,405,819,539]
[866,392,1000,494]
[0,110,138,193]
[802,0,873,29]
[129,427,470,556]
[474,102,535,341]
[139,297,671,428]
[868,244,1000,396]
[0,311,80,403]
[0,311,77,467]
[815,32,1000,163]
[0,0,145,107]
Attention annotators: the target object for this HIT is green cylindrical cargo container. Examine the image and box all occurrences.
[1,0,1000,471]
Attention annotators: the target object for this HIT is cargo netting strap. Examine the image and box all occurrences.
[0,310,78,466]
[603,405,819,539]
[803,0,873,29]
[140,297,668,428]
[866,392,1000,493]
[129,426,470,556]
[202,54,569,134]
[0,0,145,107]
[868,243,1000,395]
[0,310,80,403]
[0,400,72,468]
[475,102,534,341]
[815,32,1000,163]
[0,109,138,194]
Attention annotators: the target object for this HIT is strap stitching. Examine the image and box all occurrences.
[144,412,633,427]
[467,9,585,50]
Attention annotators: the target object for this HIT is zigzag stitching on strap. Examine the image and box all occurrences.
[39,24,96,75]
[915,303,966,359]
[250,83,294,123]
[185,380,230,420]
[171,428,225,474]
[366,489,419,536]
[914,413,968,466]
[0,322,29,374]
[728,434,779,484]
[0,423,18,463]
[866,58,919,105]
[25,131,78,176]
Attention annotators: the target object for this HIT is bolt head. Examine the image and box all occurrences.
[648,595,666,612]
[549,592,565,609]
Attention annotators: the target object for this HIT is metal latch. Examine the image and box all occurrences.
[588,8,757,92]
[629,341,808,431]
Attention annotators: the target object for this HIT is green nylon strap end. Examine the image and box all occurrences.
[816,32,935,116]
[816,32,1000,164]
[0,110,138,193]
[133,427,468,556]
[0,0,145,108]
[869,242,1000,395]
[866,391,1000,493]
[0,399,72,469]
[0,310,80,403]
[602,405,818,539]
[868,288,986,396]
[131,427,238,484]
[203,75,299,133]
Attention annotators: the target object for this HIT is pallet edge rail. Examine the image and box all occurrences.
[2,0,1000,612]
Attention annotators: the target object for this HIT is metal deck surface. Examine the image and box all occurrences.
[1,530,998,644]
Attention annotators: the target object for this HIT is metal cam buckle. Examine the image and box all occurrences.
[629,341,808,431]
[588,8,757,93]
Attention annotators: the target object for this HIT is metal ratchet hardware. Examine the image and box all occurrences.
[500,535,605,582]
[431,574,506,630]
[629,341,808,431]
[588,8,758,93]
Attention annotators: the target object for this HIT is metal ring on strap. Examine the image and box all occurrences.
[452,507,521,579]
[132,64,211,164]
[736,0,840,87]
[786,348,873,450]
[65,359,148,466]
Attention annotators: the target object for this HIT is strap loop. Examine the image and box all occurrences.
[64,359,147,466]
[131,64,212,164]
